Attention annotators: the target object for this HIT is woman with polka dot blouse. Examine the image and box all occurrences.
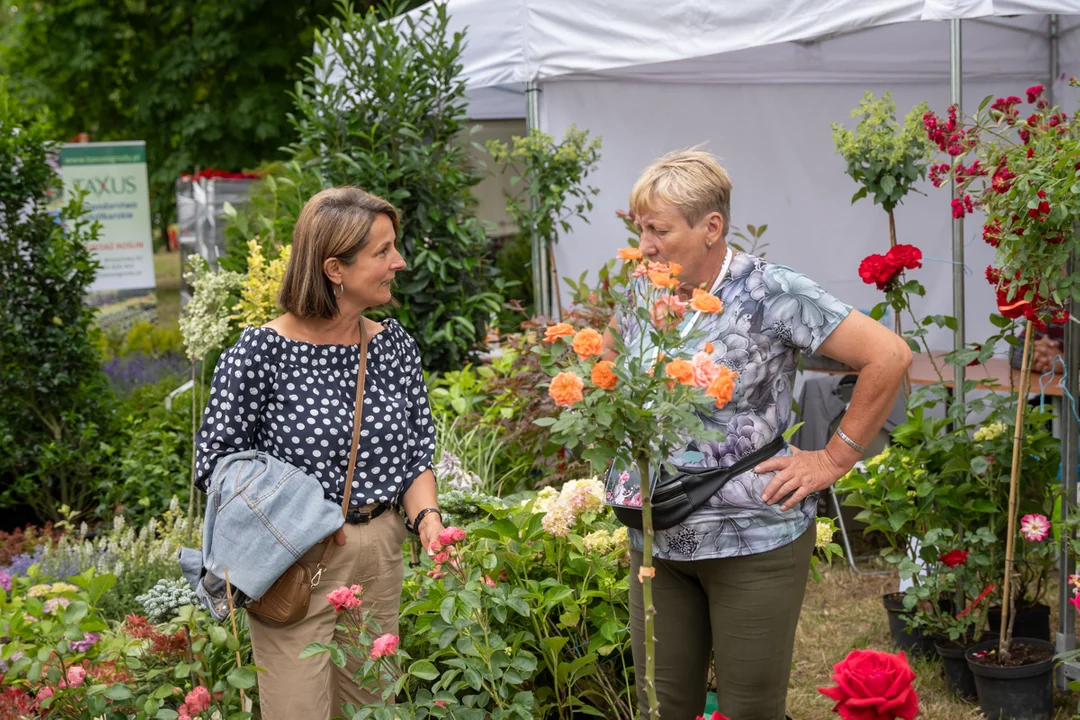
[195,187,444,719]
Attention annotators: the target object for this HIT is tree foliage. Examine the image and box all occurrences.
[0,0,345,229]
[227,1,505,372]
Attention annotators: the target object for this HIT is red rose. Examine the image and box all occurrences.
[818,649,919,720]
[997,287,1030,319]
[858,254,900,291]
[992,164,1016,193]
[939,549,969,568]
[1026,85,1045,104]
[985,265,1000,285]
[951,196,974,218]
[983,220,1002,248]
[885,244,922,271]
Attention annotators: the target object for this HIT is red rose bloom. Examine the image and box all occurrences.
[939,549,969,568]
[885,244,922,271]
[858,254,900,291]
[818,649,919,720]
[1026,85,1045,104]
[992,164,1016,193]
[983,220,1002,248]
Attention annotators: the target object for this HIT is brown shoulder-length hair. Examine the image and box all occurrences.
[278,187,401,319]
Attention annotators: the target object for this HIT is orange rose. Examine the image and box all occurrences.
[668,262,683,277]
[618,247,643,262]
[591,360,618,390]
[664,359,695,386]
[690,351,722,388]
[705,366,738,409]
[648,270,671,289]
[705,342,714,353]
[548,371,585,407]
[543,322,574,343]
[571,327,604,359]
[690,288,724,314]
[650,295,688,330]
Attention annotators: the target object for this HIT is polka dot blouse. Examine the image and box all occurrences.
[194,320,436,509]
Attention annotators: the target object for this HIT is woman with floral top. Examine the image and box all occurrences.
[604,152,911,720]
[195,188,443,719]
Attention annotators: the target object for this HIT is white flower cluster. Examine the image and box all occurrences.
[41,497,198,583]
[815,519,835,549]
[435,451,481,493]
[135,577,199,622]
[974,421,1007,442]
[582,526,629,556]
[179,255,243,361]
[538,478,605,537]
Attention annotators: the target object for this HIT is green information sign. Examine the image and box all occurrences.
[60,141,155,293]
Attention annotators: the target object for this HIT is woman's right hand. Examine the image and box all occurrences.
[325,527,346,546]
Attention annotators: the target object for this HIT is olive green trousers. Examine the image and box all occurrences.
[629,527,814,720]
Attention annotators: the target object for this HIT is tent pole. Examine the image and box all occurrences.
[525,80,550,318]
[1049,15,1060,107]
[950,19,966,408]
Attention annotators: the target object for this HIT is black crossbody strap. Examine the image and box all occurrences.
[683,436,786,508]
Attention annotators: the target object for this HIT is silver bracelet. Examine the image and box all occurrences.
[835,428,866,454]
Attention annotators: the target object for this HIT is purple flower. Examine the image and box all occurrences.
[0,571,12,592]
[70,632,100,653]
[103,351,187,394]
[2,546,44,578]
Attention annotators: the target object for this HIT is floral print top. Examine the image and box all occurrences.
[617,253,851,561]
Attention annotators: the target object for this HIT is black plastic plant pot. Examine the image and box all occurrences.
[987,604,1051,643]
[881,593,935,658]
[965,638,1054,720]
[934,637,978,701]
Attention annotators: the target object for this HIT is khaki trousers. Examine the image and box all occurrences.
[629,527,814,720]
[248,510,407,720]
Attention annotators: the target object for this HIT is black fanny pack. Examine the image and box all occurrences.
[610,436,785,531]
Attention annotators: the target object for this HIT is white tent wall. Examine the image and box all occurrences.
[537,16,1080,352]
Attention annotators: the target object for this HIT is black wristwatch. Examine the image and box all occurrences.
[410,507,442,536]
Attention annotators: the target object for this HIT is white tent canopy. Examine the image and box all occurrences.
[385,0,1080,348]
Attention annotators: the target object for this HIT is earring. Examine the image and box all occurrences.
[706,239,714,249]
[335,283,343,299]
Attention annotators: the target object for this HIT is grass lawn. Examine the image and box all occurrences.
[154,248,181,330]
[789,565,1076,718]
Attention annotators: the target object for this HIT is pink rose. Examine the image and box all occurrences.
[438,527,466,546]
[65,665,86,688]
[37,687,54,702]
[690,351,722,388]
[326,584,363,614]
[1020,513,1050,542]
[370,633,400,659]
[185,685,212,714]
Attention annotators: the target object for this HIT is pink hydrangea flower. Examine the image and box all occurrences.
[326,585,363,614]
[438,527,467,546]
[0,571,11,592]
[185,685,212,714]
[1020,513,1050,542]
[370,633,399,659]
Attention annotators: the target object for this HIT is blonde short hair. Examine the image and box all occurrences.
[629,150,732,237]
[278,187,400,319]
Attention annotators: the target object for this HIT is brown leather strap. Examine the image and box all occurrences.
[316,319,370,569]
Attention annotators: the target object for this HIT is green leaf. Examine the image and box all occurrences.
[440,595,457,624]
[879,175,896,195]
[227,667,258,690]
[850,187,868,204]
[209,625,228,647]
[410,660,439,680]
[104,684,133,700]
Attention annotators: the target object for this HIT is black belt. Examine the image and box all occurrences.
[345,504,390,524]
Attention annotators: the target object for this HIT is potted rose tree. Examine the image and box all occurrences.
[923,83,1078,719]
[533,250,731,720]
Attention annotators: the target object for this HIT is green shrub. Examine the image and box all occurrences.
[0,92,117,521]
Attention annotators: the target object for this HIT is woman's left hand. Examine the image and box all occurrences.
[756,446,849,512]
[418,514,445,557]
